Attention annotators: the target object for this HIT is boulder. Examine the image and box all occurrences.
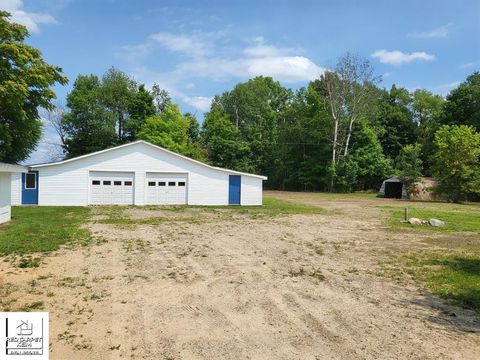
[408,217,423,225]
[429,218,445,227]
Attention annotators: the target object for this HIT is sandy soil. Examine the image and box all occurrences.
[1,191,479,359]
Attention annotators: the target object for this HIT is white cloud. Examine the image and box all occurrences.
[151,32,324,82]
[183,96,213,112]
[431,81,460,96]
[244,44,285,57]
[459,61,479,69]
[120,32,325,113]
[2,0,57,33]
[245,56,323,82]
[408,23,453,39]
[149,31,221,58]
[371,49,435,66]
[116,42,153,61]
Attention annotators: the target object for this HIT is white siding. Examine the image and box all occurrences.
[32,142,264,206]
[134,171,146,206]
[89,171,135,205]
[0,173,12,223]
[11,172,21,206]
[241,176,263,206]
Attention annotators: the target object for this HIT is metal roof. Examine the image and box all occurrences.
[29,140,268,180]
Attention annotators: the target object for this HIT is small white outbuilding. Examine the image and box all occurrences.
[11,140,267,207]
[0,163,28,224]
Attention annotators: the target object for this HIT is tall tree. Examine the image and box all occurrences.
[395,144,423,196]
[376,85,416,159]
[138,103,205,160]
[210,76,292,181]
[442,72,480,131]
[184,112,200,142]
[412,89,444,174]
[0,11,67,163]
[201,108,251,170]
[312,53,380,190]
[275,85,332,191]
[432,125,480,202]
[334,122,392,192]
[61,75,117,157]
[151,83,171,113]
[125,84,156,140]
[101,67,136,142]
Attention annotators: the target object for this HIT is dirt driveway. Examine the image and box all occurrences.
[1,191,479,359]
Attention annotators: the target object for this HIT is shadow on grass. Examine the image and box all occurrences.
[433,257,480,276]
[428,257,480,314]
[403,255,480,332]
[405,292,480,333]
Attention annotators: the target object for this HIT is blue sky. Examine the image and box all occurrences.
[2,0,480,163]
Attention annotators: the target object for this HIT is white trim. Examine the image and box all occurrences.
[144,170,189,174]
[29,140,268,180]
[24,172,37,190]
[88,169,136,173]
[0,163,27,173]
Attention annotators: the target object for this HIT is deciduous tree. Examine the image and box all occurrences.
[61,75,117,158]
[432,125,480,202]
[312,53,380,190]
[0,11,67,162]
[138,103,205,160]
[442,72,480,131]
[395,144,423,196]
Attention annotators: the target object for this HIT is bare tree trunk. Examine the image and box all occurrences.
[234,105,239,130]
[118,112,123,142]
[343,116,355,157]
[330,117,339,191]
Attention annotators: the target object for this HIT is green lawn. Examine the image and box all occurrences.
[97,196,326,226]
[378,200,480,313]
[236,196,326,216]
[382,202,480,233]
[1,198,323,255]
[0,206,91,255]
[403,251,480,314]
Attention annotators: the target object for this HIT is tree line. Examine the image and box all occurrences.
[1,11,479,201]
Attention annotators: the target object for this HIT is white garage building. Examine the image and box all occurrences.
[1,163,28,223]
[11,140,266,206]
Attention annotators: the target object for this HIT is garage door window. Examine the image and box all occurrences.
[90,172,134,206]
[146,174,186,205]
[148,181,156,186]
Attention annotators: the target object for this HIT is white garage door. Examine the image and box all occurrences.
[146,173,187,205]
[89,171,134,205]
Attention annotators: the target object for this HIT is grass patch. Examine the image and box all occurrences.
[403,251,480,314]
[0,206,91,255]
[20,301,44,312]
[141,196,326,216]
[258,196,325,216]
[382,203,480,233]
[18,257,41,268]
[95,196,325,226]
[288,267,325,281]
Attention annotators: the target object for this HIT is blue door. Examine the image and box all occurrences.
[228,175,241,205]
[22,171,38,205]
